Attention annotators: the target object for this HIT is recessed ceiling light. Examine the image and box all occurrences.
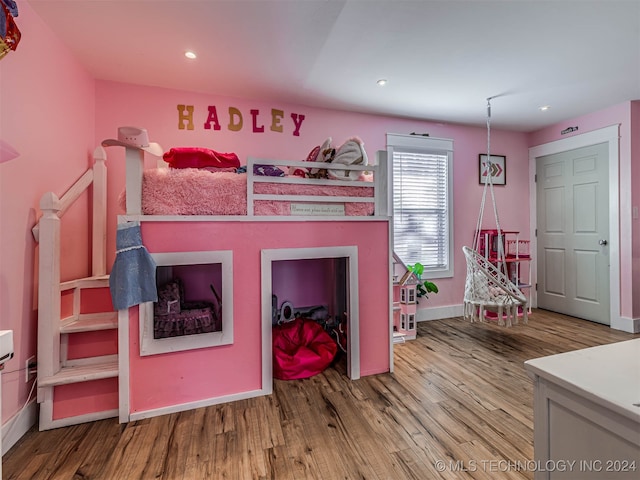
[539,105,551,111]
[185,51,197,60]
[376,79,388,86]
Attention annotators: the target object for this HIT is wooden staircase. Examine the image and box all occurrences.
[34,147,120,430]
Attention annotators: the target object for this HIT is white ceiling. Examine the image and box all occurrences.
[30,0,640,132]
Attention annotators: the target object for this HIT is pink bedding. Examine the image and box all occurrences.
[126,168,375,216]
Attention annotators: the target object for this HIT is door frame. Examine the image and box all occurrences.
[528,124,620,327]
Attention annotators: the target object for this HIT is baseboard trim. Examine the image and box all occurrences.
[2,399,37,455]
[610,316,640,333]
[129,388,267,422]
[417,304,463,322]
[39,409,118,432]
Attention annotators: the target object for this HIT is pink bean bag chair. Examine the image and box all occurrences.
[272,318,337,380]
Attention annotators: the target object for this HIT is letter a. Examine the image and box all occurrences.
[204,106,222,130]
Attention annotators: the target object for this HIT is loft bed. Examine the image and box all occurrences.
[120,149,389,220]
[117,145,393,419]
[32,142,393,429]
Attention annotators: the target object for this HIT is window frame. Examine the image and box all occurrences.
[387,133,454,279]
[408,286,416,304]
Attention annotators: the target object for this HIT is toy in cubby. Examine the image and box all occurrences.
[507,238,530,259]
[477,229,530,260]
[476,229,532,321]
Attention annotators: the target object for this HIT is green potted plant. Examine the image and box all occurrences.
[406,262,438,301]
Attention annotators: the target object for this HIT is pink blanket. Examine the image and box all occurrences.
[127,168,375,216]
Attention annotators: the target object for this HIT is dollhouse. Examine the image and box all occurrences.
[392,253,420,342]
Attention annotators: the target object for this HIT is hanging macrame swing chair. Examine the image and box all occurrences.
[462,98,528,327]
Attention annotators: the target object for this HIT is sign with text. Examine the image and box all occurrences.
[290,203,345,216]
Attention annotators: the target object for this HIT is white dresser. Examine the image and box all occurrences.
[525,339,640,479]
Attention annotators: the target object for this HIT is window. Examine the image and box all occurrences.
[408,287,416,304]
[139,250,234,356]
[387,134,454,278]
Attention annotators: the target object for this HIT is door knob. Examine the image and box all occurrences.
[599,239,608,246]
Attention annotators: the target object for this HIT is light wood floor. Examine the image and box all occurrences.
[4,310,637,480]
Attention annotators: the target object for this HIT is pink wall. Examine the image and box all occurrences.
[272,258,338,312]
[0,2,95,426]
[528,102,638,320]
[129,221,389,413]
[94,80,531,313]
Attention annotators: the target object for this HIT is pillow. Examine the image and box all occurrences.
[309,137,334,178]
[289,144,321,178]
[253,164,285,177]
[154,281,181,316]
[306,145,320,163]
[163,147,240,169]
[328,137,368,181]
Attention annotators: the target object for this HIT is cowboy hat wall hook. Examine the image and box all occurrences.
[102,126,163,157]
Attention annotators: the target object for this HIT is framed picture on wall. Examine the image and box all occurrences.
[479,154,506,185]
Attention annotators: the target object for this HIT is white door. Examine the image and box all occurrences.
[536,143,610,324]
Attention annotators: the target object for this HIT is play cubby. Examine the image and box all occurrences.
[119,220,389,422]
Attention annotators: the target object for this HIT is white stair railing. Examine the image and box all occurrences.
[32,146,107,274]
[33,145,108,400]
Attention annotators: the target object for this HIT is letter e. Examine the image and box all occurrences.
[270,109,284,133]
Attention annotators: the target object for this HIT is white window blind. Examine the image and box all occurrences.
[387,134,454,278]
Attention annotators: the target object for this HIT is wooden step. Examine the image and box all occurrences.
[60,274,110,292]
[38,361,118,388]
[60,312,118,333]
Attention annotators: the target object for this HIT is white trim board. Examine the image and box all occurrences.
[2,400,37,455]
[611,316,640,334]
[417,304,464,322]
[528,125,621,329]
[129,389,265,422]
[138,250,234,357]
[118,308,130,423]
[261,246,362,393]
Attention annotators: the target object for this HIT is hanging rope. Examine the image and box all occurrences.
[473,97,506,274]
[462,97,528,326]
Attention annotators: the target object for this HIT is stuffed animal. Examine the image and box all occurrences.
[329,137,368,181]
[308,137,335,179]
